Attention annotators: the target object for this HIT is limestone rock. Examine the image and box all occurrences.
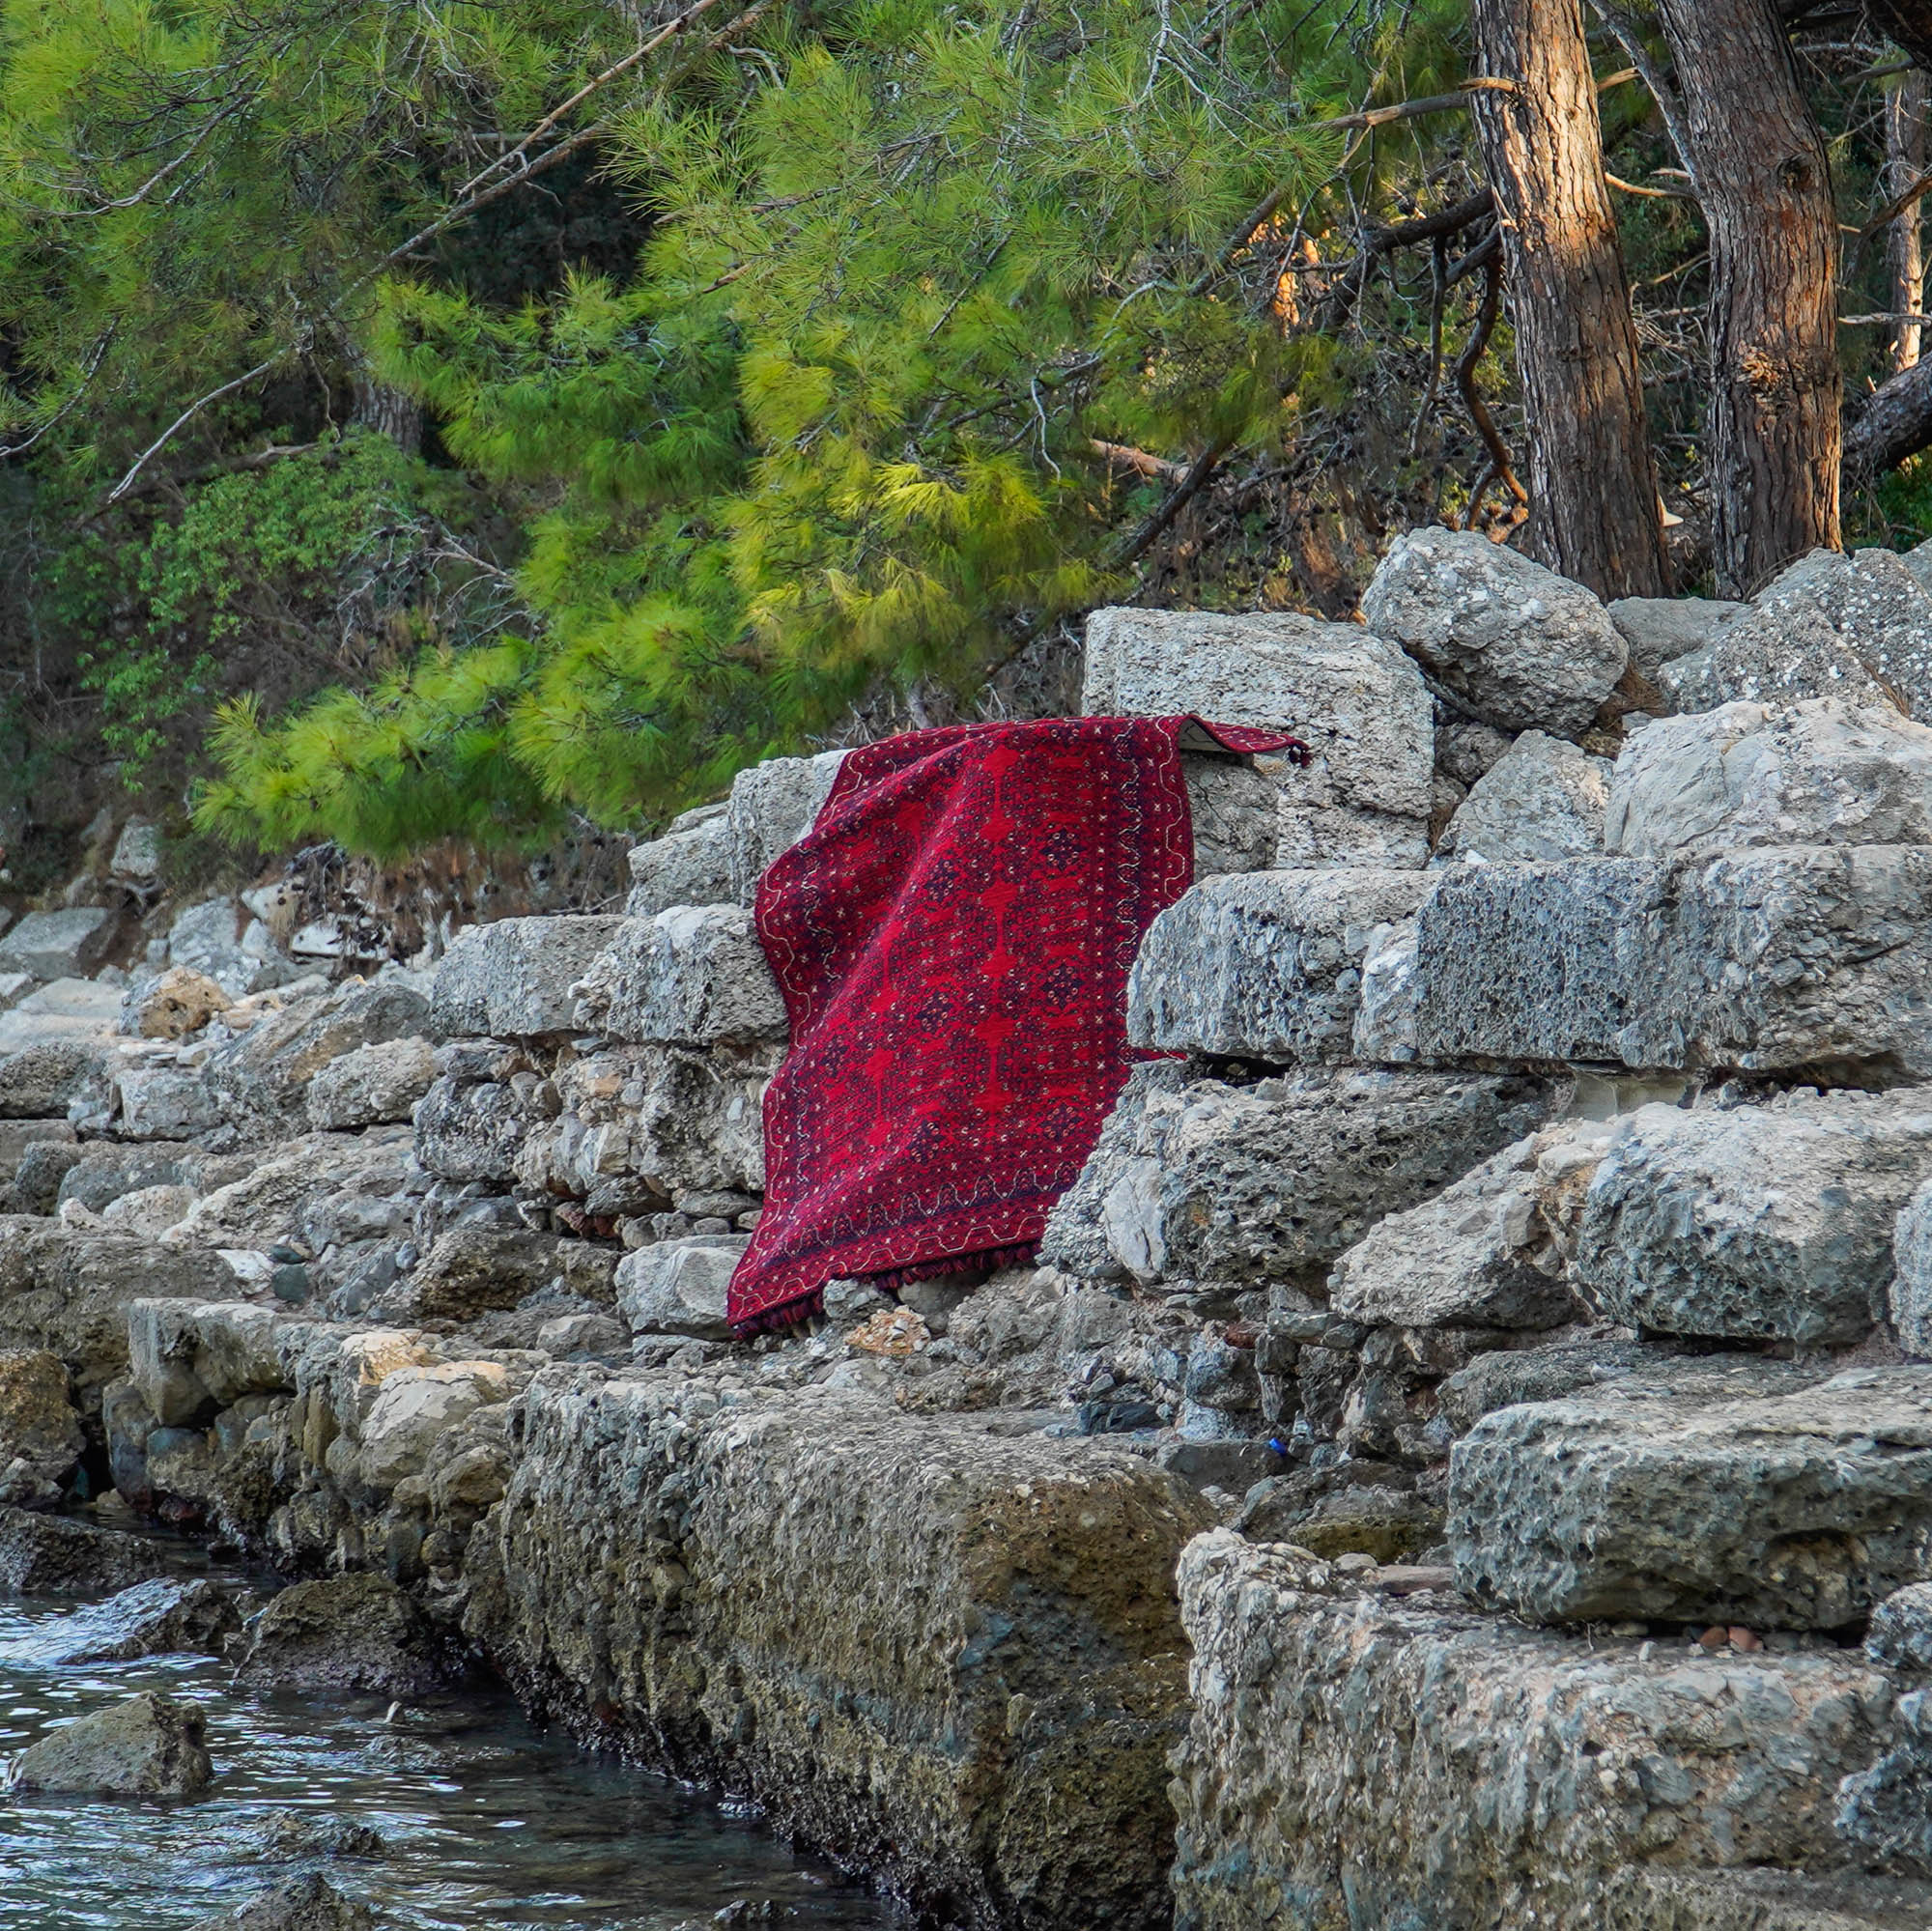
[1358,527,1627,735]
[20,1576,242,1664]
[0,1505,169,1593]
[1605,594,1745,679]
[624,801,734,917]
[129,966,232,1039]
[0,1348,81,1506]
[12,1138,85,1213]
[1126,869,1434,1061]
[0,906,114,980]
[57,1143,194,1214]
[1436,729,1610,864]
[725,750,847,902]
[1659,595,1891,715]
[357,1361,509,1490]
[1407,847,1932,1078]
[1172,1529,1892,1930]
[163,1137,408,1252]
[188,1877,377,1931]
[166,898,298,998]
[11,1690,213,1796]
[1435,720,1515,787]
[1606,699,1932,858]
[1049,1065,1553,1287]
[1868,1581,1932,1672]
[1082,606,1434,866]
[305,1036,435,1131]
[0,1041,107,1120]
[614,1236,747,1339]
[99,1183,195,1239]
[1577,1091,1932,1346]
[473,1378,1214,1929]
[1894,1177,1932,1357]
[109,818,161,881]
[236,1572,462,1697]
[428,915,627,1040]
[412,1225,565,1321]
[128,1301,290,1426]
[412,1075,529,1186]
[1181,753,1280,877]
[0,1117,73,1179]
[1038,1063,1188,1279]
[570,907,787,1049]
[114,1065,223,1140]
[1448,1366,1932,1626]
[1350,916,1421,1065]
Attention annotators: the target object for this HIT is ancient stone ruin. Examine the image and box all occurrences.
[14,526,1932,1924]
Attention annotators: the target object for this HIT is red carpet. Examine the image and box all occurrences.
[726,715,1302,1335]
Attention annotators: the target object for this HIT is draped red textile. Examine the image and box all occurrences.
[726,715,1303,1335]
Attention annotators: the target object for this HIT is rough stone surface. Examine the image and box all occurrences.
[1437,729,1611,864]
[11,1690,213,1797]
[187,1876,377,1931]
[614,1236,747,1339]
[1180,753,1280,877]
[305,1036,435,1130]
[623,802,734,917]
[0,1041,107,1120]
[0,907,114,981]
[1893,1177,1932,1357]
[412,1075,529,1186]
[1041,1065,1553,1288]
[428,916,627,1041]
[114,1065,224,1140]
[1172,1530,1895,1931]
[1606,594,1746,678]
[16,1576,242,1664]
[167,898,299,998]
[1607,700,1932,858]
[0,1347,83,1505]
[1407,848,1932,1079]
[0,1506,170,1594]
[1081,606,1434,866]
[412,1226,566,1321]
[1126,869,1433,1061]
[725,751,847,903]
[357,1361,508,1490]
[0,1118,73,1179]
[237,1573,462,1696]
[1868,1582,1932,1673]
[1576,1092,1932,1346]
[1358,527,1628,735]
[470,1378,1213,1931]
[570,907,787,1048]
[129,966,232,1039]
[1449,1366,1932,1627]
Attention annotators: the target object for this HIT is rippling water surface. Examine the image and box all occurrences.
[0,1557,900,1930]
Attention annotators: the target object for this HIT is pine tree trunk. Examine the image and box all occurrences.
[1654,0,1840,594]
[1889,71,1928,373]
[1467,0,1670,598]
[351,367,424,458]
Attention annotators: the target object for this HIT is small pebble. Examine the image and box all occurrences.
[1333,1553,1378,1578]
[1697,1625,1728,1650]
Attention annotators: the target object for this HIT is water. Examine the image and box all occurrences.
[0,1563,901,1931]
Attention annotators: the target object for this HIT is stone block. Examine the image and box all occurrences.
[428,915,627,1041]
[128,1301,290,1425]
[1436,728,1610,864]
[1043,1064,1553,1288]
[1607,699,1932,858]
[570,907,787,1048]
[412,1074,529,1186]
[0,1041,107,1121]
[623,801,734,916]
[0,1118,73,1178]
[166,897,299,997]
[1171,1529,1893,1931]
[725,751,847,902]
[412,1225,563,1320]
[1081,606,1433,866]
[1605,593,1745,679]
[614,1235,747,1339]
[1577,1091,1932,1346]
[0,906,114,980]
[1407,847,1932,1079]
[1448,1366,1932,1626]
[1126,869,1433,1061]
[1358,526,1627,735]
[472,1377,1214,1930]
[305,1036,435,1130]
[114,1065,223,1141]
[0,1347,82,1505]
[127,966,232,1039]
[357,1360,508,1490]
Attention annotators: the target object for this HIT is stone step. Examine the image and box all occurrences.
[427,915,627,1041]
[1447,1365,1932,1628]
[0,977,124,1053]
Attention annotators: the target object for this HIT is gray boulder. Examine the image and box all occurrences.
[1577,1091,1932,1347]
[305,1036,435,1131]
[17,1576,242,1664]
[412,1225,565,1321]
[1606,699,1932,858]
[1126,869,1434,1061]
[166,898,299,998]
[236,1573,462,1697]
[58,1143,194,1214]
[0,1348,83,1505]
[10,1690,213,1796]
[0,1117,73,1178]
[114,1065,224,1140]
[0,1505,170,1593]
[1605,594,1745,680]
[1868,1582,1932,1672]
[428,915,627,1041]
[0,1041,107,1121]
[1448,1366,1932,1626]
[1181,754,1281,877]
[1082,606,1434,867]
[188,1877,377,1931]
[725,751,848,902]
[1436,729,1610,864]
[1891,1174,1932,1357]
[614,1235,747,1339]
[0,906,114,980]
[1406,847,1932,1079]
[1358,527,1627,736]
[624,800,734,917]
[571,907,786,1048]
[412,1075,529,1187]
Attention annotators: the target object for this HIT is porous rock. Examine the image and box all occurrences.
[624,801,734,917]
[187,1876,377,1931]
[167,898,299,997]
[725,750,848,902]
[305,1036,435,1130]
[1605,593,1745,678]
[1082,606,1434,867]
[128,965,232,1040]
[1357,526,1628,735]
[0,1347,83,1505]
[470,1378,1213,1931]
[1448,1365,1932,1627]
[0,906,114,981]
[570,907,786,1048]
[428,915,627,1041]
[412,1074,529,1186]
[1606,699,1932,858]
[412,1225,566,1321]
[11,1690,213,1797]
[1436,729,1610,864]
[0,1505,170,1594]
[0,1041,107,1121]
[614,1235,746,1339]
[237,1573,462,1697]
[1576,1091,1932,1346]
[1126,868,1433,1061]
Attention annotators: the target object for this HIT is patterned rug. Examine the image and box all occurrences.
[726,715,1303,1334]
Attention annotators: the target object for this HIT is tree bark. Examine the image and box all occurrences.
[1888,71,1928,372]
[1467,0,1671,597]
[1654,0,1840,594]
